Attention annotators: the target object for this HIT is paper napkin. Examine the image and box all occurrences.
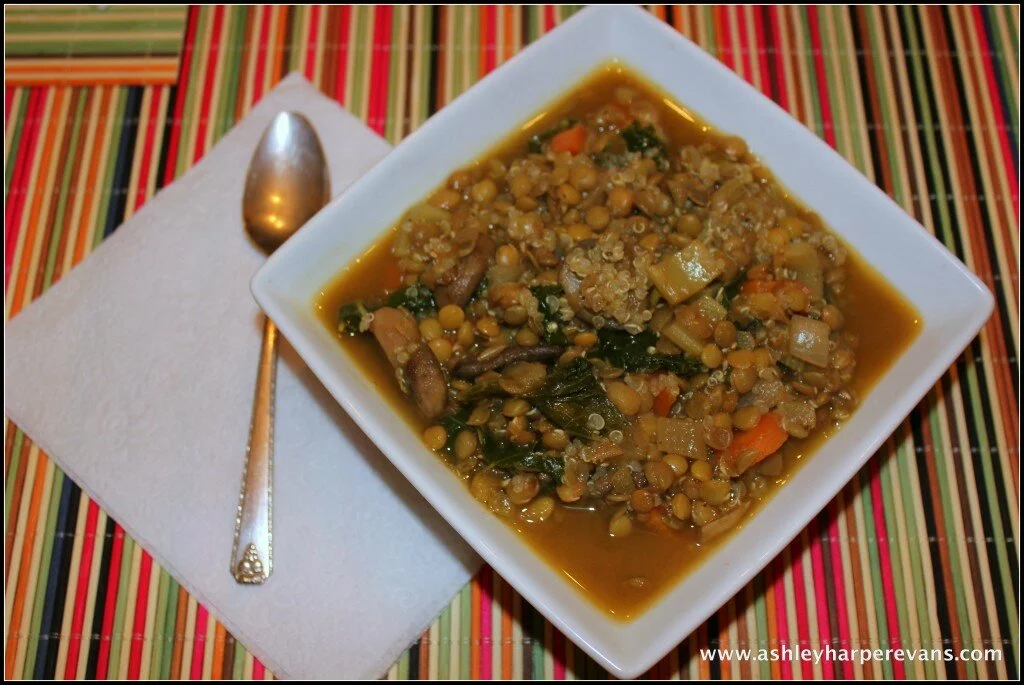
[4,73,480,679]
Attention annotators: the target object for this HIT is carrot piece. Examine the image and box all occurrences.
[721,412,788,471]
[741,279,814,298]
[740,279,778,294]
[643,507,673,535]
[550,124,587,155]
[653,388,675,417]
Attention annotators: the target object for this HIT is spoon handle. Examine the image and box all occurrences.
[231,316,277,584]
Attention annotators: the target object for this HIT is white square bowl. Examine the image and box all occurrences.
[251,5,993,678]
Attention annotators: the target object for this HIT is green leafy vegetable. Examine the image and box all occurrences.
[528,357,627,438]
[592,328,705,377]
[719,269,748,310]
[479,429,564,480]
[620,121,670,170]
[337,283,436,334]
[440,410,563,480]
[530,284,568,345]
[527,119,579,154]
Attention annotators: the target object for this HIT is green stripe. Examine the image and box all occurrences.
[753,578,771,679]
[174,8,208,178]
[213,7,243,144]
[460,582,471,678]
[6,40,183,57]
[5,19,185,34]
[148,568,170,679]
[42,90,87,288]
[92,87,125,250]
[895,427,938,678]
[232,626,246,679]
[4,429,26,526]
[22,467,61,678]
[437,601,450,677]
[5,92,30,200]
[106,532,136,676]
[385,7,403,144]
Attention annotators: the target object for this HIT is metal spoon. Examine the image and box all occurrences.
[231,112,330,584]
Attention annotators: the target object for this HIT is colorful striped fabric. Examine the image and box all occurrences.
[4,5,187,85]
[3,5,1019,680]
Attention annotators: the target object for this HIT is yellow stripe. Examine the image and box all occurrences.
[116,542,144,678]
[138,555,161,680]
[177,595,197,680]
[6,30,182,43]
[203,18,229,155]
[183,8,214,167]
[201,608,215,679]
[52,490,90,677]
[239,6,260,118]
[122,86,150,221]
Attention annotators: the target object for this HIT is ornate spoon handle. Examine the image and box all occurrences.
[231,316,276,584]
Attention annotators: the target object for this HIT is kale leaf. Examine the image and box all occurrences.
[440,411,564,480]
[527,357,627,438]
[620,121,670,170]
[337,283,436,335]
[592,328,705,377]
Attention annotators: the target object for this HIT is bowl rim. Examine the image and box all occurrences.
[251,5,994,677]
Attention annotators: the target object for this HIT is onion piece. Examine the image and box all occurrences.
[656,417,704,459]
[783,242,824,300]
[700,501,750,543]
[647,240,722,305]
[789,315,831,367]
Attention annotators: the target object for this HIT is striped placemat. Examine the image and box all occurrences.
[3,5,1019,680]
[4,5,187,85]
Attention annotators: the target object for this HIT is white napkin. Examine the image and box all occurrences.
[3,72,480,679]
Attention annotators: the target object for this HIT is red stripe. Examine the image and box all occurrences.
[736,6,754,85]
[828,505,854,678]
[544,5,556,32]
[190,604,209,678]
[869,459,905,678]
[252,657,266,679]
[305,5,321,81]
[789,544,813,679]
[126,552,154,679]
[768,6,788,112]
[970,6,1018,220]
[162,6,199,186]
[753,6,772,97]
[807,521,835,678]
[369,6,392,135]
[133,88,160,211]
[479,567,493,680]
[333,6,352,105]
[4,88,13,121]
[191,5,225,165]
[63,499,99,679]
[252,6,272,103]
[807,7,837,148]
[718,6,735,70]
[483,5,498,75]
[94,524,126,679]
[4,88,43,286]
[772,558,793,679]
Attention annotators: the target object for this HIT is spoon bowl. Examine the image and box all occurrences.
[243,112,330,254]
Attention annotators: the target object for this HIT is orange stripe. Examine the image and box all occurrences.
[5,61,176,74]
[501,581,512,679]
[10,88,64,317]
[211,622,226,680]
[4,451,48,678]
[72,86,110,266]
[271,5,287,86]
